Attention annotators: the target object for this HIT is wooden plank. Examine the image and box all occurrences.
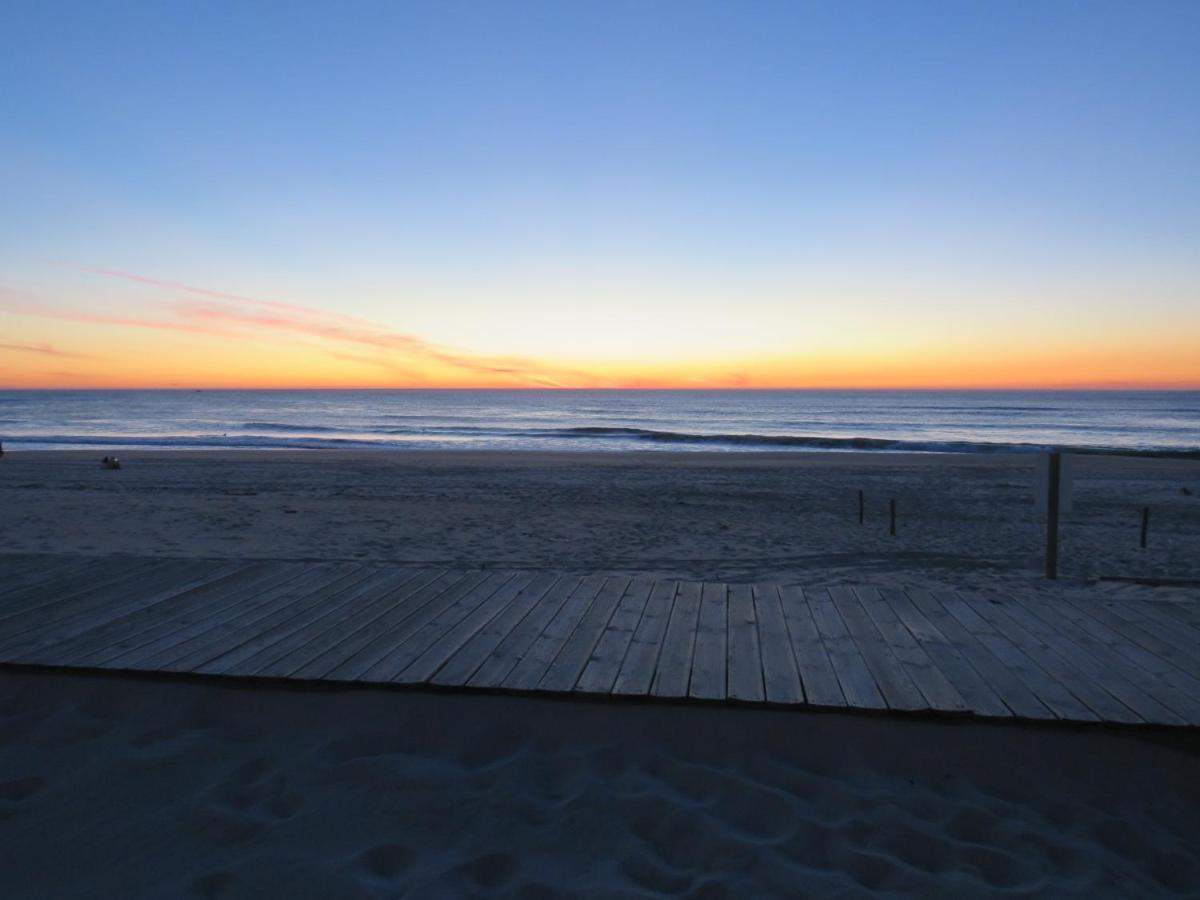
[575,577,654,695]
[1087,599,1200,677]
[0,554,154,594]
[157,565,378,672]
[287,569,460,679]
[828,587,926,711]
[954,591,1141,724]
[502,575,607,691]
[468,576,582,689]
[827,587,926,712]
[324,571,490,681]
[0,559,142,622]
[199,567,421,677]
[1151,597,1200,630]
[726,584,764,702]
[1092,598,1200,665]
[0,555,58,580]
[1006,595,1190,726]
[333,571,496,681]
[851,587,968,713]
[611,580,677,697]
[750,585,803,705]
[140,564,369,672]
[904,589,1050,720]
[1045,597,1200,722]
[688,582,728,701]
[363,571,517,683]
[777,586,845,707]
[252,568,443,679]
[538,576,631,693]
[9,549,1194,730]
[878,588,1014,718]
[431,573,563,687]
[650,581,703,699]
[18,562,308,666]
[0,557,167,627]
[394,572,540,684]
[0,560,241,659]
[231,567,436,678]
[0,558,183,635]
[803,587,885,710]
[0,556,114,601]
[1153,606,1200,652]
[932,591,1099,722]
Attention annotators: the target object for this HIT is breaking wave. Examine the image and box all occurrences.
[5,426,1198,457]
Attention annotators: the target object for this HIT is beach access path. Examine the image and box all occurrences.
[2,553,1199,728]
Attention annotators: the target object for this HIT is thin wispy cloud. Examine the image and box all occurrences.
[73,265,378,327]
[6,271,599,387]
[0,339,93,359]
[87,268,590,386]
[0,287,240,338]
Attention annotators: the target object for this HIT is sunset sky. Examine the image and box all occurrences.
[2,1,1198,389]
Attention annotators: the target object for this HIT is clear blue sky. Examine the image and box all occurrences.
[2,1,1198,387]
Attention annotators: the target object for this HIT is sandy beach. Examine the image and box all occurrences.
[2,449,1199,897]
[0,449,1197,594]
[2,670,1198,899]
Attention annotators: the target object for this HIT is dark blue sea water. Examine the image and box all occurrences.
[0,390,1196,456]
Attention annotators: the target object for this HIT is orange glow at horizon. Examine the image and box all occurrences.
[2,269,1198,391]
[2,332,1198,391]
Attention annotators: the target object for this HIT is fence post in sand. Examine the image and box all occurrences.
[1140,506,1150,549]
[1044,452,1061,579]
[858,490,864,525]
[889,498,896,536]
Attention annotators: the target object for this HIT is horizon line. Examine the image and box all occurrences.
[2,384,1198,392]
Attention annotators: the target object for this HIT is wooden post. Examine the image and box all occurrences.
[889,498,896,536]
[858,490,864,525]
[1045,451,1060,579]
[1140,506,1150,549]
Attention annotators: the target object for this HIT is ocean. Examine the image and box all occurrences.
[0,390,1197,456]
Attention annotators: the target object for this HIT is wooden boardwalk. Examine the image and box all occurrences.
[2,554,1199,728]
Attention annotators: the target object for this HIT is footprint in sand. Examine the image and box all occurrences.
[453,851,519,891]
[0,776,46,824]
[357,843,413,887]
[0,775,45,805]
[619,852,693,895]
[187,759,304,846]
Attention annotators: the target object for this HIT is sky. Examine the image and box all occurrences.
[1,0,1198,389]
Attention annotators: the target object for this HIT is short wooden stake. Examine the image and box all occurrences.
[1045,452,1060,579]
[1140,506,1150,549]
[858,490,864,525]
[889,498,896,536]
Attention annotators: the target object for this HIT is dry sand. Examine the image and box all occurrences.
[1,670,1198,899]
[2,449,1199,897]
[0,449,1197,596]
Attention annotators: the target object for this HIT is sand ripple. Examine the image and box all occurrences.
[1,671,1198,898]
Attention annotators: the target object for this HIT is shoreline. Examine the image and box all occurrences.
[6,445,1200,463]
[4,440,1199,459]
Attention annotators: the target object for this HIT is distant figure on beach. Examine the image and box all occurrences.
[101,456,121,470]
[0,441,4,460]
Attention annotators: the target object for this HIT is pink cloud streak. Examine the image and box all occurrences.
[7,271,598,387]
[0,339,93,359]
